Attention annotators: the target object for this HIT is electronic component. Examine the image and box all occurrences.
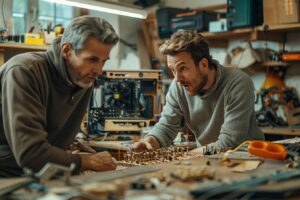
[227,0,263,29]
[170,11,218,32]
[118,147,200,167]
[88,70,162,135]
[156,7,189,39]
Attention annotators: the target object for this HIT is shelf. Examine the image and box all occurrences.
[0,42,48,51]
[201,23,300,46]
[0,43,48,65]
[260,61,290,67]
[261,127,300,136]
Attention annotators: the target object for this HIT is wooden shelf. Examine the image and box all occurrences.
[0,42,48,51]
[260,61,290,67]
[201,23,300,46]
[261,127,300,136]
[0,43,48,65]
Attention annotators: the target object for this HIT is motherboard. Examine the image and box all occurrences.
[88,70,162,135]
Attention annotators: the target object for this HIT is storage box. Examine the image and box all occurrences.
[209,19,228,32]
[25,33,45,45]
[264,0,300,24]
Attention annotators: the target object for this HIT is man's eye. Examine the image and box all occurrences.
[178,67,186,72]
[89,58,98,63]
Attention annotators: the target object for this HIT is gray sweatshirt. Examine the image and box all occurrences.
[0,38,92,177]
[148,61,264,148]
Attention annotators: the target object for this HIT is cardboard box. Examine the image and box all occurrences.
[264,0,300,24]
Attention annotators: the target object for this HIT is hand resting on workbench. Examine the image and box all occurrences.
[189,146,205,155]
[80,151,116,172]
[130,136,161,152]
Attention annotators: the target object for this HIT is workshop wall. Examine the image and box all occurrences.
[161,0,300,89]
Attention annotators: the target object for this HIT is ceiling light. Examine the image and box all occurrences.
[44,0,148,19]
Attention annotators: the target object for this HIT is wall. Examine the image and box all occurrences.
[89,10,121,70]
[0,0,13,34]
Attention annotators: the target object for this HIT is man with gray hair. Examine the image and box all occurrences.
[0,16,119,177]
[131,30,264,153]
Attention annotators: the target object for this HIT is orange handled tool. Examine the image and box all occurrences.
[222,140,288,161]
[248,140,287,160]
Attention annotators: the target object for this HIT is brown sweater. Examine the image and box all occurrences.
[0,38,92,177]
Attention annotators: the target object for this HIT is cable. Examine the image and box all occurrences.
[221,140,250,161]
[119,38,137,51]
[101,132,108,141]
[185,122,201,147]
[1,0,7,29]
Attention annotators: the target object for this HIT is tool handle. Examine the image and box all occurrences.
[248,141,287,160]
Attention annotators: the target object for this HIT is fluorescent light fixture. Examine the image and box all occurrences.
[44,0,148,19]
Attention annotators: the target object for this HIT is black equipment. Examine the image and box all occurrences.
[227,0,263,29]
[156,7,189,39]
[170,12,218,33]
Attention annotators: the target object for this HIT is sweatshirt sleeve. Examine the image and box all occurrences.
[147,81,184,147]
[209,73,256,148]
[1,65,81,173]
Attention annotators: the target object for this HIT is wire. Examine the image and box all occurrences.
[119,38,137,51]
[1,0,7,29]
[221,140,250,161]
[101,132,108,141]
[185,122,201,147]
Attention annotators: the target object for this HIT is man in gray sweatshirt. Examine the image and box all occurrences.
[131,30,264,153]
[0,16,119,177]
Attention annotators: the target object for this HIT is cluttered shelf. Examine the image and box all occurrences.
[200,23,300,44]
[261,127,300,136]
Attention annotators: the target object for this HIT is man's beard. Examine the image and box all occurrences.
[70,70,96,89]
[197,74,208,95]
[74,80,94,88]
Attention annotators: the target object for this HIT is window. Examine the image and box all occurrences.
[13,0,28,35]
[38,0,73,29]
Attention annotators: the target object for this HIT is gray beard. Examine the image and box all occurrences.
[74,80,93,88]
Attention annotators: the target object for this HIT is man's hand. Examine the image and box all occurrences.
[80,151,116,172]
[130,136,160,152]
[70,140,96,154]
[189,146,205,155]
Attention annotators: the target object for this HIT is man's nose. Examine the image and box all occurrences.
[95,63,103,76]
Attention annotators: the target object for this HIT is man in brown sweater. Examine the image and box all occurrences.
[0,16,119,177]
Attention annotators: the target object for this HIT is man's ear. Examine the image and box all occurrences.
[61,43,72,60]
[199,58,209,72]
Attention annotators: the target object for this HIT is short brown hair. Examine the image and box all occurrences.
[159,30,215,69]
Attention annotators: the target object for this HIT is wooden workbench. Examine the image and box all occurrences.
[63,154,299,199]
[2,153,300,199]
